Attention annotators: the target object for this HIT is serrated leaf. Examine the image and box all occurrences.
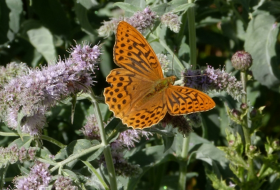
[10,136,32,148]
[27,27,56,63]
[244,13,280,90]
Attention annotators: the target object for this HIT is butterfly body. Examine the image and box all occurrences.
[104,21,215,129]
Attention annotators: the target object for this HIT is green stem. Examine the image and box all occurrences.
[240,71,255,180]
[88,89,118,190]
[0,132,66,148]
[178,136,190,190]
[187,5,197,68]
[150,34,184,71]
[50,143,104,173]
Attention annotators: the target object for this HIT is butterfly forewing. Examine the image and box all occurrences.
[165,86,216,115]
[114,21,164,81]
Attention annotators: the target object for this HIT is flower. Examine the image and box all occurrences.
[98,18,122,38]
[183,65,245,101]
[126,7,157,32]
[0,62,29,87]
[118,128,152,148]
[157,53,171,73]
[14,162,51,190]
[0,145,36,168]
[80,114,100,140]
[231,51,253,71]
[0,43,101,135]
[98,7,158,37]
[53,176,78,190]
[161,12,181,33]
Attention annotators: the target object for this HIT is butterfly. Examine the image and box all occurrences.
[104,21,215,129]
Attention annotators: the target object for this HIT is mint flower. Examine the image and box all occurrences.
[14,162,51,190]
[161,12,181,33]
[98,7,157,37]
[183,65,245,101]
[54,176,78,190]
[81,114,152,148]
[0,145,36,168]
[0,43,101,135]
[161,113,193,135]
[157,53,170,73]
[80,114,100,140]
[98,18,122,38]
[127,7,157,32]
[0,62,29,87]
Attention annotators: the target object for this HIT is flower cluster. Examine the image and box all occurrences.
[0,145,36,168]
[80,114,100,141]
[183,65,245,101]
[0,62,29,87]
[0,44,101,135]
[14,162,51,190]
[98,18,122,38]
[81,114,152,148]
[161,12,181,33]
[157,53,171,74]
[98,7,157,37]
[53,176,77,190]
[126,7,157,32]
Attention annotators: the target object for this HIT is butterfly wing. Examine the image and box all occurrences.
[165,86,215,115]
[114,21,164,81]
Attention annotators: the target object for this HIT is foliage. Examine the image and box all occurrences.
[0,0,280,190]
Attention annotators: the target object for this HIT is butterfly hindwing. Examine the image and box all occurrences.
[104,68,154,119]
[165,86,215,115]
[114,21,164,81]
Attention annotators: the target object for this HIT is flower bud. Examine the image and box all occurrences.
[231,51,253,71]
[240,103,248,110]
[232,109,240,118]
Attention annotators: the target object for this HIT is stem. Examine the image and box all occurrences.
[50,143,104,173]
[0,132,66,148]
[88,89,118,190]
[187,5,197,68]
[178,136,190,190]
[150,34,184,71]
[178,2,196,189]
[240,71,255,180]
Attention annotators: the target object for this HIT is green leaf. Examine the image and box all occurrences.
[77,0,98,9]
[113,2,142,13]
[82,161,109,190]
[6,0,22,33]
[207,171,235,190]
[10,136,32,148]
[162,135,175,152]
[244,13,280,90]
[27,27,57,64]
[74,2,95,35]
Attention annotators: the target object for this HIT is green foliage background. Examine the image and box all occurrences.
[1,0,280,189]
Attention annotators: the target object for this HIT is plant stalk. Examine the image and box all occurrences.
[178,136,190,190]
[240,71,255,180]
[89,89,118,190]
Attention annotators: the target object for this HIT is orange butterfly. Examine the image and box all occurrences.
[104,21,215,129]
